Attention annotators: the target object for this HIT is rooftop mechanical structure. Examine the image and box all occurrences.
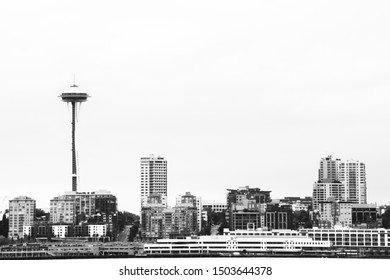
[60,83,90,192]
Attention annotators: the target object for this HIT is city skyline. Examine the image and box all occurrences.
[1,1,390,215]
[0,153,386,214]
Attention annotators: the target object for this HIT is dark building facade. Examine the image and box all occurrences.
[226,186,272,230]
[265,204,292,230]
[352,204,378,228]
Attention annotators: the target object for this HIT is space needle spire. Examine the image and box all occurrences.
[60,82,90,192]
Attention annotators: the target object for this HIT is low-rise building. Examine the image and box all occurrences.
[352,204,378,228]
[88,224,107,237]
[227,186,271,230]
[202,202,228,213]
[52,225,69,238]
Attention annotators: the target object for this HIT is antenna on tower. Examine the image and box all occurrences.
[73,73,76,86]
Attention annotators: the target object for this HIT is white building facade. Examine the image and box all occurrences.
[88,224,107,237]
[337,160,367,204]
[141,155,167,208]
[52,225,69,238]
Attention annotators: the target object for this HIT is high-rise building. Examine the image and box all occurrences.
[312,156,367,210]
[338,160,367,204]
[318,155,340,182]
[9,196,36,238]
[140,155,167,207]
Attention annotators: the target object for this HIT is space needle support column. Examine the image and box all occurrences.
[72,101,77,192]
[60,83,89,193]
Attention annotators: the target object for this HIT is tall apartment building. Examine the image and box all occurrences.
[318,155,340,181]
[9,196,36,238]
[338,160,367,204]
[141,155,167,208]
[313,155,367,210]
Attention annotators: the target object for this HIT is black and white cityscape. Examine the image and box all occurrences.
[2,1,390,269]
[1,85,390,258]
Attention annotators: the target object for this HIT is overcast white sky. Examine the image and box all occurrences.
[1,0,390,214]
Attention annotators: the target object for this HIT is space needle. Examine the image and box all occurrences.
[60,82,90,192]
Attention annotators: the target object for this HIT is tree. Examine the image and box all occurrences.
[291,210,312,230]
[117,211,140,232]
[199,218,211,235]
[199,210,228,235]
[0,212,9,238]
[129,220,140,242]
[0,236,11,246]
[381,209,390,229]
[35,208,49,221]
